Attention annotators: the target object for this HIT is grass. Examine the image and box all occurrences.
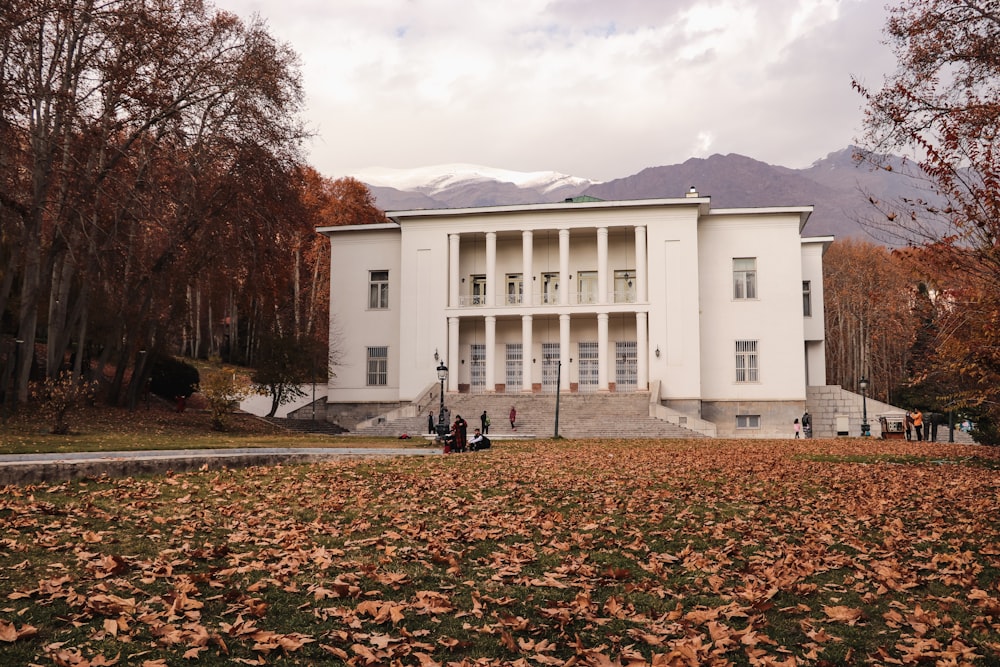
[0,402,433,454]
[1,412,1000,665]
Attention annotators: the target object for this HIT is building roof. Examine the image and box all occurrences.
[317,198,817,234]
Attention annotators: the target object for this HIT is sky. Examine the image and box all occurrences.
[219,0,898,183]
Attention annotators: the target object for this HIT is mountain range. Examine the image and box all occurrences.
[356,147,923,239]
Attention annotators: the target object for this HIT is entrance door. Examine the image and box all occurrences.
[471,275,486,305]
[578,271,597,304]
[615,340,637,391]
[542,273,559,304]
[578,341,598,391]
[506,274,523,305]
[541,343,560,392]
[470,344,486,393]
[614,270,636,303]
[505,343,522,393]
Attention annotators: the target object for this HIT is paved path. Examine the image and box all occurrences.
[0,447,440,486]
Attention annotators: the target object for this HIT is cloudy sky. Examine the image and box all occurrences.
[220,0,897,182]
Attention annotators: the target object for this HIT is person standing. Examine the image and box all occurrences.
[454,414,468,452]
[793,418,800,438]
[509,406,517,430]
[428,411,435,434]
[912,408,924,441]
[905,411,913,441]
[481,410,490,434]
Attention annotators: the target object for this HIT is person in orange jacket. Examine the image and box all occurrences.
[912,408,924,441]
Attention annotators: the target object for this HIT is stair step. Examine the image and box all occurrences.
[352,393,707,439]
[266,418,349,436]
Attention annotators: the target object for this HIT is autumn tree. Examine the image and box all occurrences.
[823,239,916,404]
[854,0,1000,439]
[0,0,307,408]
[243,173,385,414]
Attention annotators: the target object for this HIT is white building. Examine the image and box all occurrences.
[319,194,832,438]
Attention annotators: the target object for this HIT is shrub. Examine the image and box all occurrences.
[29,371,97,435]
[149,355,199,401]
[199,366,253,431]
[970,416,999,447]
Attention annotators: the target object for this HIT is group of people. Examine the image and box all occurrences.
[440,414,491,453]
[426,406,519,453]
[792,412,812,438]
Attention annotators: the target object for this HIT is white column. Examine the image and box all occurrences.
[635,226,648,303]
[521,315,533,392]
[522,230,533,307]
[485,231,497,307]
[448,317,459,392]
[636,311,648,390]
[485,315,496,393]
[597,227,608,304]
[449,234,460,308]
[559,228,570,305]
[597,312,609,391]
[559,314,571,391]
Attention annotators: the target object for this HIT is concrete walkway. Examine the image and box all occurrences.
[0,447,440,486]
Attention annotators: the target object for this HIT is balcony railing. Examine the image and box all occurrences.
[456,292,636,307]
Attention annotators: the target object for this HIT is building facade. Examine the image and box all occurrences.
[319,194,832,437]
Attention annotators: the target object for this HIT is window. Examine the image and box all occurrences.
[366,346,388,386]
[368,270,389,309]
[733,258,757,299]
[541,273,560,304]
[802,280,812,316]
[614,270,636,303]
[471,275,486,305]
[506,273,523,305]
[735,339,758,383]
[578,271,598,304]
[736,415,761,429]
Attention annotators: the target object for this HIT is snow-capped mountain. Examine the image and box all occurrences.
[351,148,929,239]
[353,163,599,196]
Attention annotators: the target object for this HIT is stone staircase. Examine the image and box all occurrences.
[350,392,707,439]
[265,417,349,436]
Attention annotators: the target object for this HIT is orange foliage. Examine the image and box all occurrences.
[2,438,999,664]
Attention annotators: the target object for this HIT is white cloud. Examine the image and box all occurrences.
[221,0,895,181]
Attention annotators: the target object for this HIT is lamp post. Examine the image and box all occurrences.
[436,361,449,438]
[859,376,870,437]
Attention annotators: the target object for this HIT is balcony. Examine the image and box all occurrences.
[456,291,637,308]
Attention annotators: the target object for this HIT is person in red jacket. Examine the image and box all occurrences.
[509,406,517,430]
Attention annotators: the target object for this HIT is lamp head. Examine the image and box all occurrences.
[437,362,448,381]
[859,376,869,392]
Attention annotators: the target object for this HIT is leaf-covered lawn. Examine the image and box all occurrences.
[2,438,999,666]
[0,404,421,454]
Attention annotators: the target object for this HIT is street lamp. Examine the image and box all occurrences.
[436,361,449,437]
[859,376,870,437]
